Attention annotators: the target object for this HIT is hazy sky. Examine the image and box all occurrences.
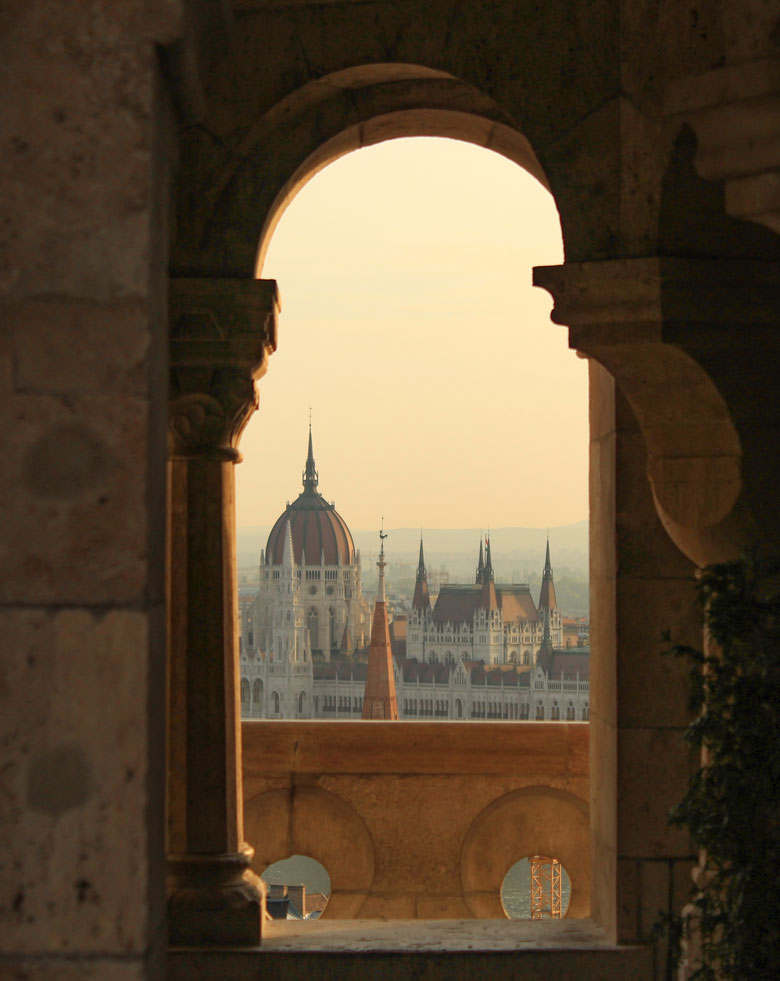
[236,137,588,531]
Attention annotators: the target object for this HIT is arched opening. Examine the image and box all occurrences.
[501,856,572,919]
[261,854,331,920]
[252,679,263,716]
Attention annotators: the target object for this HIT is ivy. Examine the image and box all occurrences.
[664,555,780,980]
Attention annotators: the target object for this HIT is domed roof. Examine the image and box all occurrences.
[264,428,356,567]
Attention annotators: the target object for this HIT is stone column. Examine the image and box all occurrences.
[166,277,279,946]
[533,259,737,949]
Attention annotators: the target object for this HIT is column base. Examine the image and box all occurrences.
[167,843,265,946]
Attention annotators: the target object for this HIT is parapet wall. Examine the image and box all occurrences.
[242,720,589,919]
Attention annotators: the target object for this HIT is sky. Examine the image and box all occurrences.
[236,137,588,531]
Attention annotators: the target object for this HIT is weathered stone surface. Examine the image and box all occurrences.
[243,721,589,920]
[0,609,152,954]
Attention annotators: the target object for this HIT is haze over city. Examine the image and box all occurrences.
[236,137,588,532]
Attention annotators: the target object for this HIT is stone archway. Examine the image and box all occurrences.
[461,786,590,919]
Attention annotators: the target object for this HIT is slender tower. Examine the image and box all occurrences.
[361,528,398,720]
[538,536,558,613]
[412,535,431,614]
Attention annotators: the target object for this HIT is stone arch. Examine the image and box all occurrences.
[461,786,589,920]
[179,64,553,279]
[244,785,374,918]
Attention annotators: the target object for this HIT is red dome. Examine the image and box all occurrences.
[265,427,356,566]
[265,491,356,567]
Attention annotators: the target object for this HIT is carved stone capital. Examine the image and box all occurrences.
[532,258,780,562]
[666,58,780,233]
[533,256,780,352]
[169,278,280,460]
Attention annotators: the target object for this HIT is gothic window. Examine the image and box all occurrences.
[240,678,250,707]
[298,691,306,714]
[252,679,263,710]
[551,701,560,720]
[566,703,575,720]
[535,703,545,720]
[272,691,280,715]
[582,703,589,721]
[329,608,336,648]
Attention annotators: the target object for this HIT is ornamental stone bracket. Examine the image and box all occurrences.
[533,257,780,563]
[666,58,780,234]
[169,278,280,460]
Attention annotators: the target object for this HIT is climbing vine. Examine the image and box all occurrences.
[665,555,780,980]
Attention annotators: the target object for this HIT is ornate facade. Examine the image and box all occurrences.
[240,428,369,718]
[241,531,588,721]
[408,536,563,666]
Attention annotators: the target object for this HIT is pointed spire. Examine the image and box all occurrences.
[538,535,558,612]
[362,525,398,720]
[484,535,494,582]
[416,534,426,581]
[412,532,431,612]
[479,534,498,611]
[476,536,485,584]
[302,416,318,492]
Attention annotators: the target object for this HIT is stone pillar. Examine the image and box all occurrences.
[534,259,735,954]
[167,277,279,946]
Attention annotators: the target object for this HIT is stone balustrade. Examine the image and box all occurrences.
[242,720,589,920]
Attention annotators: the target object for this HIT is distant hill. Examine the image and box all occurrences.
[238,520,588,580]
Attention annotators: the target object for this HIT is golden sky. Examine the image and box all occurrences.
[237,137,587,531]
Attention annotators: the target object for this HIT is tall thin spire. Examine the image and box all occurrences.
[302,417,318,492]
[412,533,431,612]
[479,534,498,611]
[476,536,485,584]
[538,534,558,612]
[416,534,426,581]
[362,525,398,720]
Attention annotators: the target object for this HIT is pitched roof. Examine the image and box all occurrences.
[496,585,540,622]
[432,585,483,623]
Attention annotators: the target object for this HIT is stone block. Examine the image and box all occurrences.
[615,578,699,729]
[0,393,150,605]
[617,728,694,859]
[616,858,640,942]
[0,608,157,955]
[0,958,150,980]
[0,2,155,300]
[7,299,152,398]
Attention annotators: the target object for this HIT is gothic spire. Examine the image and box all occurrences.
[476,536,485,584]
[479,534,498,610]
[362,526,398,720]
[412,533,431,612]
[416,534,426,581]
[484,535,494,582]
[302,418,318,492]
[538,534,558,612]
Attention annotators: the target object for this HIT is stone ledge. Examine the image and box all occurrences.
[169,920,653,980]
